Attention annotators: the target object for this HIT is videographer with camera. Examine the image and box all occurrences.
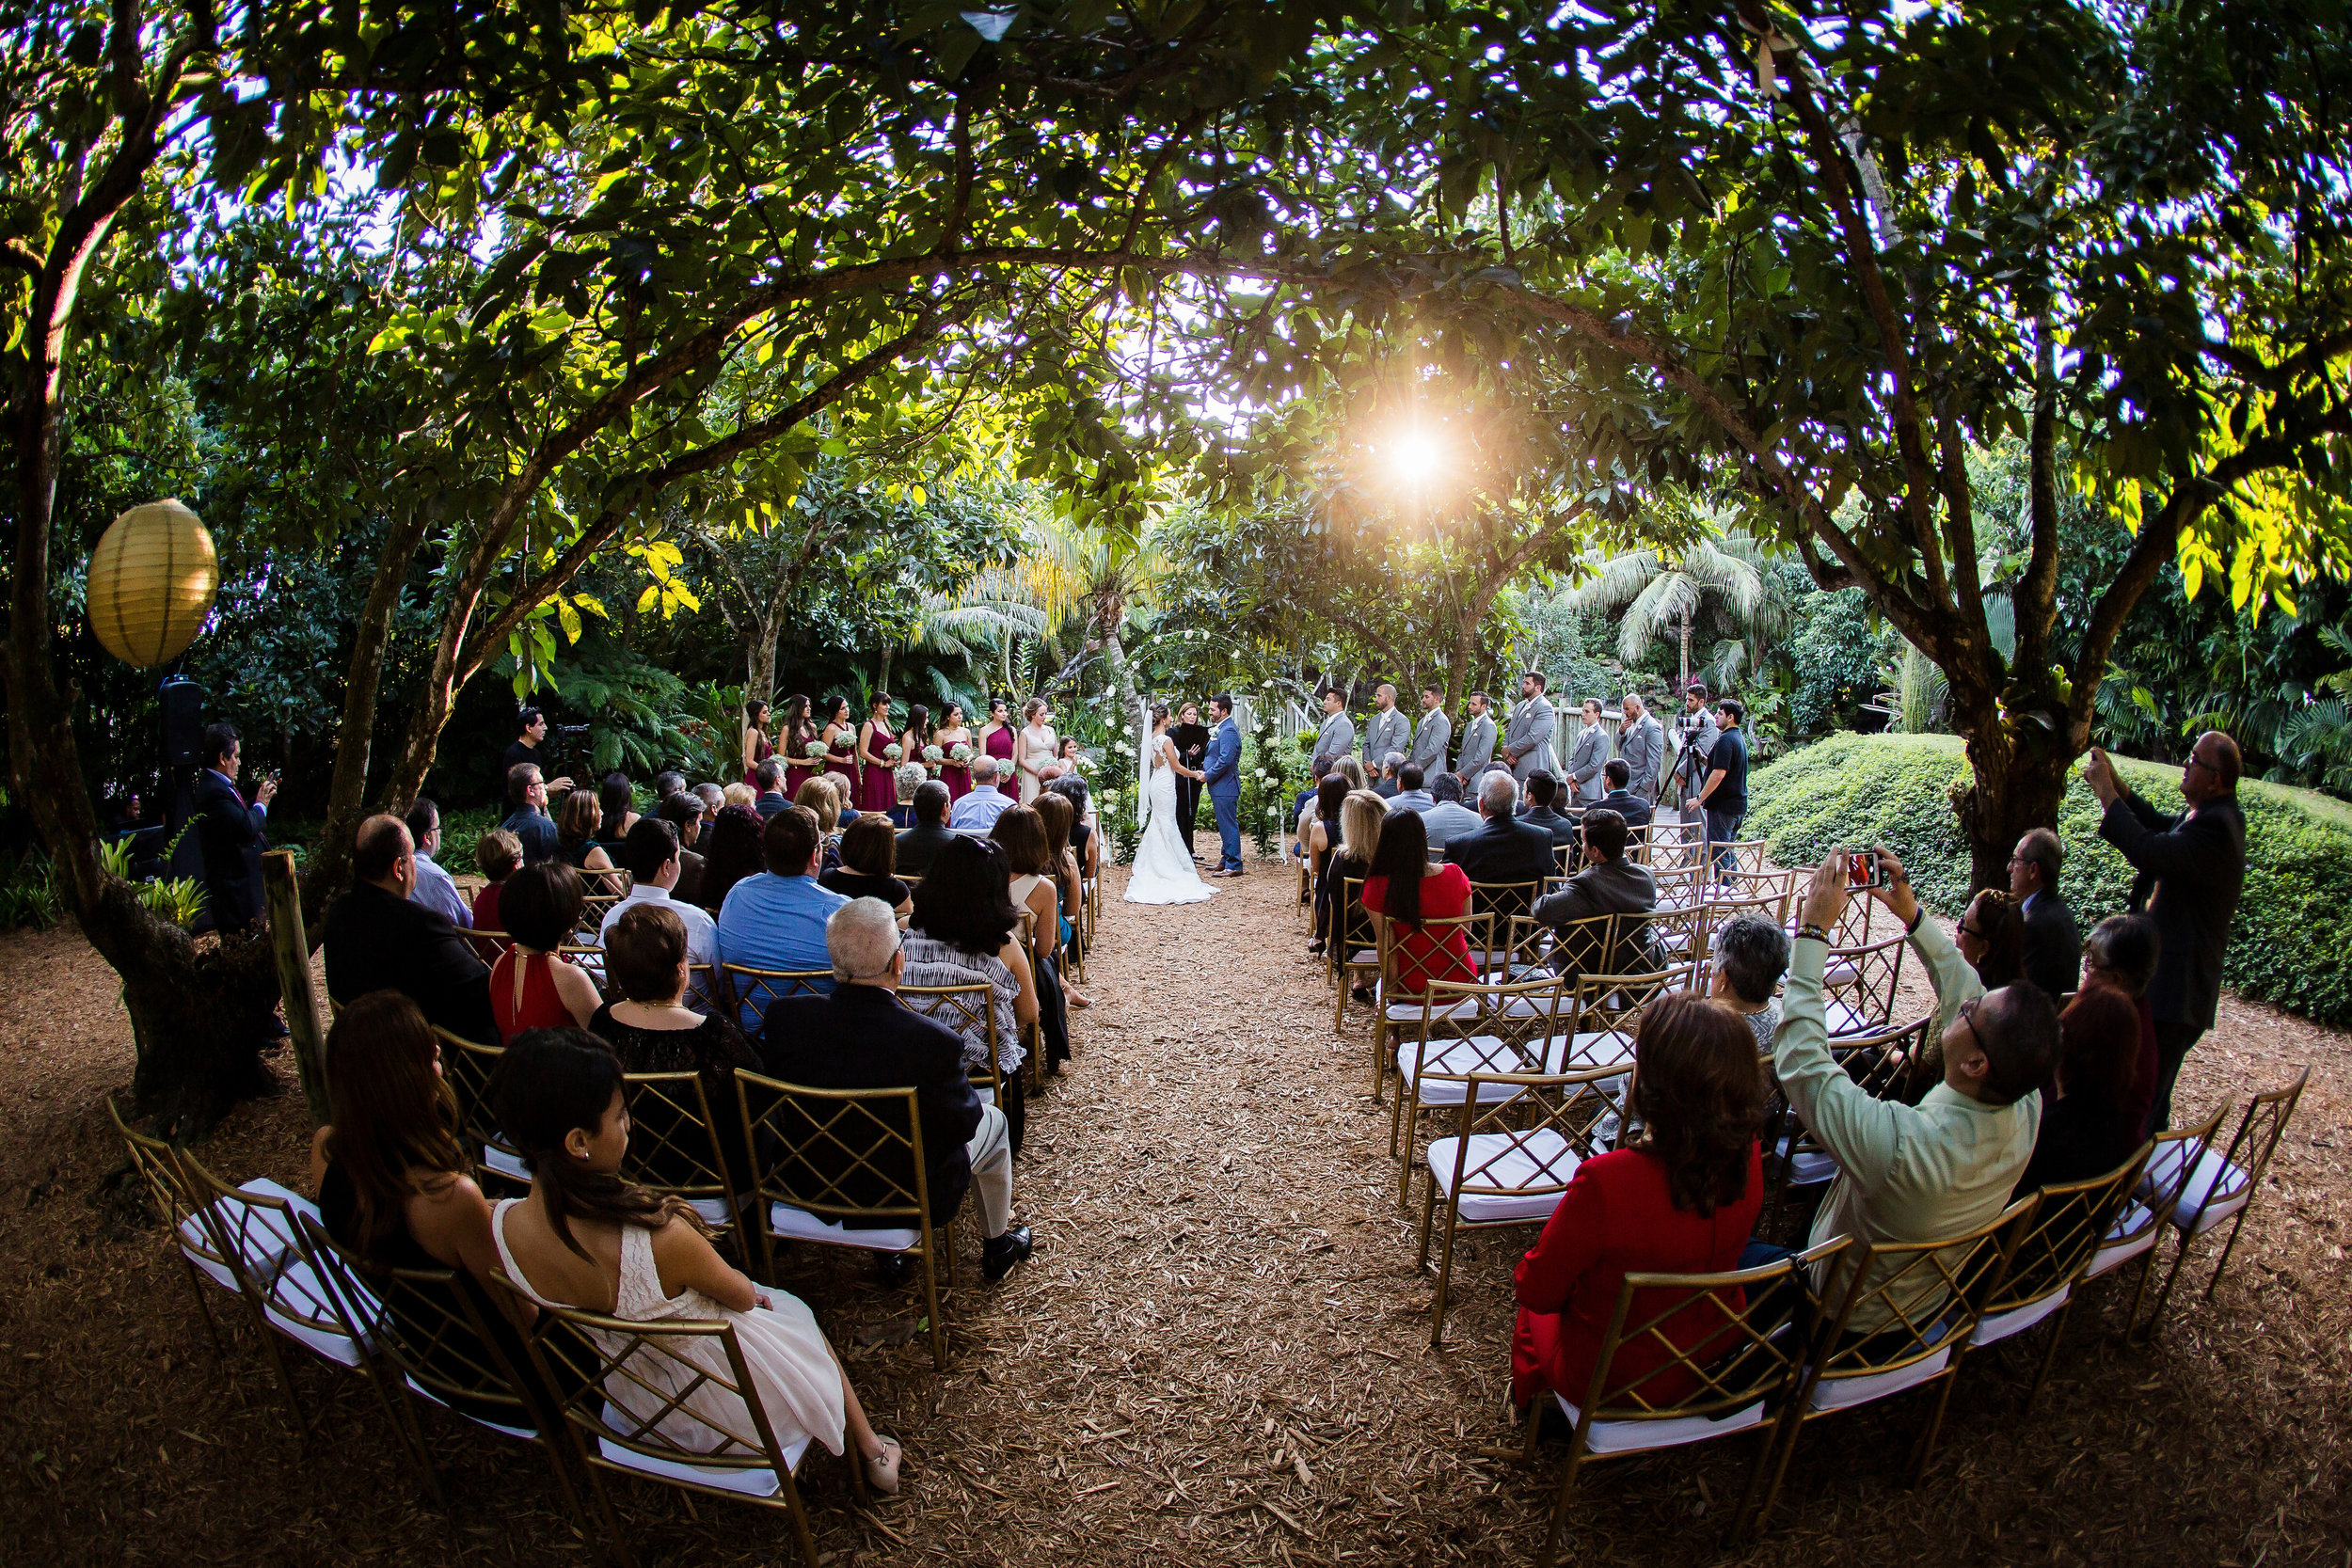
[1669,681,1720,821]
[500,707,575,804]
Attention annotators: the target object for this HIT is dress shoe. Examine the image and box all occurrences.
[872,1252,914,1289]
[981,1225,1034,1281]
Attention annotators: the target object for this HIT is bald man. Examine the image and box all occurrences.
[320,814,497,1043]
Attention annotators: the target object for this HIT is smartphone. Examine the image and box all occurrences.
[1840,847,1887,891]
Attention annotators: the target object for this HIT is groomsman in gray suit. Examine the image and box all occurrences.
[1406,684,1452,780]
[1502,671,1558,784]
[1565,697,1610,805]
[1454,690,1497,785]
[1310,688,1356,772]
[1616,690,1665,805]
[1362,684,1410,776]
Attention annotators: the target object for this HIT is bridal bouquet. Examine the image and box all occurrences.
[923,745,944,764]
[949,743,974,764]
[803,739,828,758]
[883,743,903,761]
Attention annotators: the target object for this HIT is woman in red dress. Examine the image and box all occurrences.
[818,695,857,795]
[779,693,818,797]
[1358,807,1477,995]
[978,696,1018,798]
[1510,993,1767,1415]
[487,863,603,1041]
[855,693,900,815]
[935,703,974,801]
[899,703,932,786]
[739,698,773,792]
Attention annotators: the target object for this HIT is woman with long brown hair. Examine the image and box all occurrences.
[487,1029,904,1492]
[741,697,774,791]
[1358,804,1476,995]
[1510,993,1767,1414]
[778,694,818,796]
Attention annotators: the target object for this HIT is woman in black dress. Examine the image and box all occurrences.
[589,904,761,1195]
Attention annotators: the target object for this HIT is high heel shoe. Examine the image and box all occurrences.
[865,1435,904,1496]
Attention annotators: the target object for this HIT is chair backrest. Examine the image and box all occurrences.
[619,1071,742,1216]
[899,980,1002,1101]
[1418,973,1575,1071]
[1820,932,1906,1037]
[2188,1065,2312,1230]
[1642,820,1706,871]
[1580,1239,1848,1425]
[1497,911,1619,983]
[1716,840,1771,875]
[734,1069,930,1227]
[1992,1145,2154,1313]
[177,1151,364,1351]
[434,1027,519,1171]
[2130,1104,2229,1246]
[558,942,609,989]
[1337,875,1375,957]
[721,964,832,1036]
[469,928,513,964]
[1436,1067,1628,1196]
[684,961,722,1015]
[106,1095,230,1279]
[1569,961,1705,1040]
[1764,1016,1931,1207]
[1467,879,1546,924]
[1812,1194,2040,1357]
[1703,870,1795,927]
[1650,863,1708,909]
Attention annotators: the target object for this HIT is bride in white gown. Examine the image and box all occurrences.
[1124,700,1216,906]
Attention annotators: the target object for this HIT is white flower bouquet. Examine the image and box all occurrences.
[949,743,975,764]
[882,743,903,762]
[803,739,828,758]
[923,745,944,763]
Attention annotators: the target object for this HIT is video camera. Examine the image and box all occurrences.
[552,721,594,782]
[1675,711,1708,738]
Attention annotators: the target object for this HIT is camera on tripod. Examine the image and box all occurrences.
[1676,711,1707,738]
[552,722,594,781]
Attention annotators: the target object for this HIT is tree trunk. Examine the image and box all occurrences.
[1678,613,1692,690]
[747,616,780,708]
[1953,705,2075,895]
[877,646,895,699]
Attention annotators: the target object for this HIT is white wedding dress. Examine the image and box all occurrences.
[1124,734,1215,906]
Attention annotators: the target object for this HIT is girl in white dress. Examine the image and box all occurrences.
[1124,701,1216,906]
[486,1030,903,1492]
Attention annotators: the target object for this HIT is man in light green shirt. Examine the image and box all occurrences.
[1778,849,2059,1333]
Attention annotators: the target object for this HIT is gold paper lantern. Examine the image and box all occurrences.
[86,499,219,667]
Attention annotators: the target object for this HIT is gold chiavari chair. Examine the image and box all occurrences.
[1519,1240,1851,1567]
[1648,863,1708,911]
[558,942,609,990]
[1820,932,1907,1037]
[435,1027,526,1188]
[577,868,634,926]
[620,1071,749,1248]
[1715,839,1772,876]
[735,1071,957,1370]
[1751,1196,2040,1528]
[493,1276,829,1568]
[1637,899,1707,972]
[1565,961,1704,1075]
[1369,909,1492,1102]
[684,961,723,1015]
[1018,917,1050,1093]
[1414,1066,1625,1345]
[1390,972,1575,1200]
[468,927,513,964]
[899,980,1004,1107]
[2076,1106,2224,1329]
[107,1096,237,1365]
[1641,818,1706,872]
[1760,1016,1930,1227]
[1705,867,1797,926]
[2135,1065,2311,1338]
[721,964,833,1038]
[1466,878,1548,927]
[1332,875,1378,1032]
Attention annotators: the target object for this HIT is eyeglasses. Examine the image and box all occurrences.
[1955,996,1981,1045]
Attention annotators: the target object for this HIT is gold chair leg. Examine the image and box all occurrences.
[2203,1207,2255,1303]
[1907,1366,1964,1485]
[1536,1444,1585,1568]
[1414,1172,1439,1274]
[2133,1229,2195,1344]
[1429,1201,1465,1348]
[1751,1402,1809,1538]
[781,1469,822,1568]
[921,1244,947,1371]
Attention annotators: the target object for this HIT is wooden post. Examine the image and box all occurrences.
[262,848,329,1125]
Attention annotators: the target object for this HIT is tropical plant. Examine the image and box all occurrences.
[1558,519,1790,694]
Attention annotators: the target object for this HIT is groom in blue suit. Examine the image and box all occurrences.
[1203,694,1245,878]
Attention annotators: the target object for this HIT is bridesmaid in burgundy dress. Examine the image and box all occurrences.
[740,699,774,791]
[818,696,857,795]
[934,704,974,801]
[899,703,932,786]
[979,697,1018,798]
[779,693,818,797]
[855,694,899,815]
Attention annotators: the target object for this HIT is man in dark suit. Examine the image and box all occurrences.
[894,781,959,877]
[193,722,276,935]
[1532,808,1660,981]
[752,759,789,819]
[2010,826,2080,1000]
[759,898,1033,1281]
[659,791,707,906]
[1445,771,1558,921]
[2084,732,2248,1130]
[321,815,499,1045]
[1592,758,1655,834]
[1518,770,1581,847]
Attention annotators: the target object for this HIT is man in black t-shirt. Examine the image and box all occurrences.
[499,706,573,804]
[1692,698,1751,887]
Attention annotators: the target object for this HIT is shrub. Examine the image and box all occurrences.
[1744,732,2352,1027]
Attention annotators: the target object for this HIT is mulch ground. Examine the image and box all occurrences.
[1,847,2346,1566]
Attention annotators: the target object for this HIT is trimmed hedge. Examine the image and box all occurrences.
[1743,732,2352,1028]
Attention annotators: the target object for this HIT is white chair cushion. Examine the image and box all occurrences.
[484,1146,530,1181]
[180,1178,318,1291]
[1398,1038,1532,1104]
[1426,1132,1580,1223]
[1822,958,1860,987]
[1805,1346,1951,1411]
[406,1376,540,1441]
[1538,1029,1634,1071]
[1770,1131,1838,1189]
[1554,1394,1765,1455]
[1492,993,1571,1022]
[596,1402,811,1496]
[1822,999,1877,1037]
[1381,992,1484,1023]
[2084,1203,2157,1277]
[768,1203,920,1252]
[1971,1285,2070,1346]
[1348,949,1376,965]
[2147,1148,2252,1236]
[262,1260,369,1367]
[688,1197,734,1227]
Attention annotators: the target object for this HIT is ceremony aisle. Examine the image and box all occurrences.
[1,853,2348,1564]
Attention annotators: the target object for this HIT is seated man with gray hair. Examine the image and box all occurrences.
[757,897,1033,1282]
[1442,768,1556,889]
[949,755,1015,831]
[1375,751,1406,800]
[1417,770,1486,851]
[1709,911,1792,1050]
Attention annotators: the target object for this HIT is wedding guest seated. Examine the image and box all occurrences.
[693,782,724,823]
[595,771,640,850]
[1291,756,1333,857]
[821,770,861,826]
[492,862,603,1037]
[759,898,1034,1281]
[821,816,913,920]
[1774,852,2058,1332]
[897,781,958,877]
[717,806,848,1030]
[1361,807,1478,996]
[308,992,546,1424]
[1046,776,1100,883]
[501,763,561,864]
[589,902,760,1189]
[598,818,718,967]
[486,1029,904,1493]
[949,757,1015,830]
[659,790,707,906]
[793,776,847,871]
[2078,913,2163,1138]
[556,789,618,884]
[2011,827,2080,999]
[722,781,758,811]
[1512,994,1767,1415]
[405,798,474,928]
[1959,887,2026,991]
[1312,788,1386,959]
[1375,752,1405,800]
[654,770,687,803]
[323,815,497,1045]
[1443,771,1556,904]
[1032,789,1088,958]
[753,760,790,819]
[1390,763,1435,814]
[2014,984,2147,1196]
[1518,770,1581,847]
[901,836,1039,1151]
[471,828,523,941]
[1708,913,1789,1050]
[695,803,766,916]
[1592,758,1654,834]
[990,805,1060,942]
[1417,772,1485,852]
[1532,808,1658,979]
[888,763,925,831]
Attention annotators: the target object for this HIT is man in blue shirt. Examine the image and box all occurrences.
[949,756,1015,831]
[500,763,561,864]
[717,804,847,1032]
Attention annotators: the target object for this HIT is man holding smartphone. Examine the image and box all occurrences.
[1691,698,1749,885]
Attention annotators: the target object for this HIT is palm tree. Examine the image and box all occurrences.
[1558,527,1788,691]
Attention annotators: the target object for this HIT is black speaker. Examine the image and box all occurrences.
[161,676,205,766]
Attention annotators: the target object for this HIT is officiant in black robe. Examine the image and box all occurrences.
[1171,705,1212,857]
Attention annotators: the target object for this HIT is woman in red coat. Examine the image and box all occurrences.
[1511,992,1767,1413]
